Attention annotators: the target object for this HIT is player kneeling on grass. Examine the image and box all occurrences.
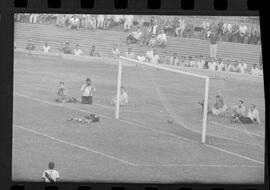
[55,82,77,103]
[111,86,128,106]
[231,104,261,124]
[209,95,228,117]
[42,161,60,183]
[230,100,246,123]
[81,78,96,104]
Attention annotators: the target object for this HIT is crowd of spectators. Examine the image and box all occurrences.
[15,14,261,45]
[122,47,263,76]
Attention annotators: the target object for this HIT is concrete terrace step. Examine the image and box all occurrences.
[15,23,261,65]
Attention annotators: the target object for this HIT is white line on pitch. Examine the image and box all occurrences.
[135,164,263,168]
[14,124,137,166]
[14,92,264,165]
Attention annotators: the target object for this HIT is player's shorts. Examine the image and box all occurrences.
[82,96,92,104]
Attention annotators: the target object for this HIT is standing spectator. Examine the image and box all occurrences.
[112,44,120,58]
[74,44,83,56]
[124,15,134,32]
[151,20,159,35]
[43,42,50,53]
[81,78,96,104]
[69,16,80,30]
[175,18,186,37]
[125,48,135,59]
[96,15,105,29]
[89,45,100,57]
[42,162,60,183]
[239,23,248,43]
[170,53,179,65]
[209,30,219,58]
[29,14,39,23]
[251,64,259,76]
[231,22,240,42]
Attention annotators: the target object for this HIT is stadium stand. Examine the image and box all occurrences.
[14,23,261,69]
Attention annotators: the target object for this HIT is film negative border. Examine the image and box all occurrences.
[0,0,268,190]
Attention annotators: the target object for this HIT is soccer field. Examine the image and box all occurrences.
[12,52,265,183]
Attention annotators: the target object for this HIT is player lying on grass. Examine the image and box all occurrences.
[111,86,128,106]
[55,82,77,103]
[81,78,96,104]
[231,102,261,124]
[42,161,60,183]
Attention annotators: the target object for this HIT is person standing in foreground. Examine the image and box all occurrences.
[209,30,219,58]
[81,78,96,104]
[42,162,60,183]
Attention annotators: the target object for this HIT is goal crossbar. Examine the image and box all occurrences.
[116,56,210,143]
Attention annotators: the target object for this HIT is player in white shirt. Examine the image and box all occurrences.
[74,44,83,56]
[247,104,261,124]
[42,162,60,183]
[111,86,128,106]
[43,42,50,53]
[81,78,96,104]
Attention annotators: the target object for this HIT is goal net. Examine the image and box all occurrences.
[116,56,209,143]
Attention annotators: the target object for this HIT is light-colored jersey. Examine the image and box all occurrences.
[81,84,95,96]
[42,169,60,182]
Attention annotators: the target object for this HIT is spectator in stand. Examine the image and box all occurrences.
[112,44,120,58]
[137,51,146,62]
[170,53,179,66]
[231,22,240,43]
[217,58,224,71]
[146,49,154,62]
[125,48,135,59]
[124,15,134,32]
[239,22,248,43]
[140,25,152,46]
[43,42,51,53]
[155,30,167,48]
[62,42,72,54]
[74,44,83,56]
[97,15,105,29]
[89,45,100,57]
[113,15,124,26]
[163,18,173,36]
[175,18,186,37]
[56,14,65,27]
[158,51,168,64]
[150,49,159,64]
[209,29,219,59]
[148,35,157,48]
[126,28,143,44]
[42,161,60,183]
[29,14,39,24]
[104,15,113,29]
[69,16,80,30]
[86,15,97,31]
[25,39,35,51]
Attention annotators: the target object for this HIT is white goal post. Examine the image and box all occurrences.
[115,56,210,143]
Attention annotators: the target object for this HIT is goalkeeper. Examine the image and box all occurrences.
[111,86,128,106]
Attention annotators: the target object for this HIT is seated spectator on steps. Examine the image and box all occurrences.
[217,58,224,71]
[137,50,146,62]
[150,49,159,64]
[112,44,120,58]
[25,39,35,51]
[170,53,179,66]
[125,48,135,59]
[251,64,260,76]
[237,62,246,74]
[89,45,101,57]
[148,35,157,47]
[126,28,142,44]
[74,44,83,56]
[62,42,73,54]
[43,42,50,53]
[155,30,167,48]
[140,26,152,46]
